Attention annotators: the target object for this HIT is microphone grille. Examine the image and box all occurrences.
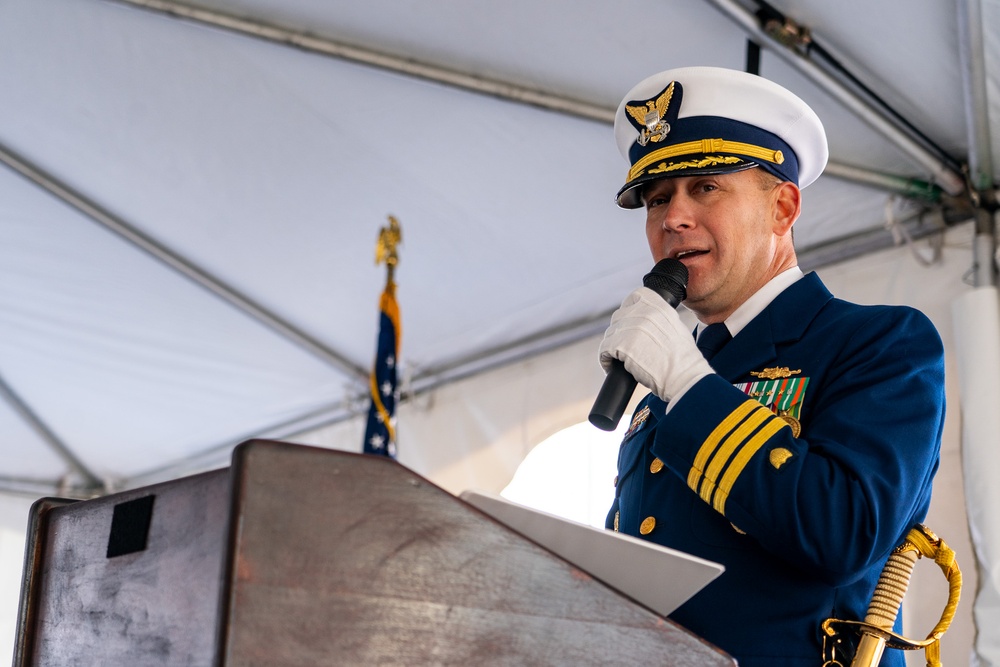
[642,258,688,304]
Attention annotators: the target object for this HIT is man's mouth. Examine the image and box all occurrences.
[673,249,709,260]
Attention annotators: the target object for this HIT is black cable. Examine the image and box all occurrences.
[746,40,762,75]
[750,0,964,175]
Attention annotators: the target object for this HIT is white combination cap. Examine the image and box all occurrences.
[614,66,829,208]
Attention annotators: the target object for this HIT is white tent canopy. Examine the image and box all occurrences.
[1,0,998,664]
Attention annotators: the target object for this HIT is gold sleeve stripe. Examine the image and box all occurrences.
[698,406,772,503]
[628,138,785,180]
[687,399,761,491]
[712,417,790,514]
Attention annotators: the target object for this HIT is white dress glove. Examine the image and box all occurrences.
[598,286,714,402]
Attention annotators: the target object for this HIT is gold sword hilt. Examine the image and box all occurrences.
[820,525,962,667]
[851,543,919,667]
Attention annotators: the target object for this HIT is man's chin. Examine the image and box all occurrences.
[680,287,723,320]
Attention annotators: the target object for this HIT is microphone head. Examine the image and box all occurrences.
[589,257,688,431]
[642,258,688,306]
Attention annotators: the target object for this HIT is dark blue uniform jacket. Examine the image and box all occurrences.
[607,272,945,667]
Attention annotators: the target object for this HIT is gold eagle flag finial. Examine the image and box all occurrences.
[376,215,402,289]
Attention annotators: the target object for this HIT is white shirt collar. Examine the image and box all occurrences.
[694,266,804,339]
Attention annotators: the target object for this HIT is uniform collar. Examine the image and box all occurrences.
[694,266,804,338]
[707,271,834,378]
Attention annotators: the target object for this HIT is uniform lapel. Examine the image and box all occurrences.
[706,272,834,379]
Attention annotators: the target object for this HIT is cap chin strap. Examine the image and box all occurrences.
[628,137,786,181]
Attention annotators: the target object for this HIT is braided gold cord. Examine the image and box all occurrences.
[819,526,961,667]
[906,526,963,667]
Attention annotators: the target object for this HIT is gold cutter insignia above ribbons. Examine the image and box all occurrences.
[750,367,801,380]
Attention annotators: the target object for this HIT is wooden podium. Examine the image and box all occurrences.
[15,440,734,666]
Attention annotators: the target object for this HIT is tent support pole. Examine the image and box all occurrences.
[973,213,997,288]
[952,4,996,665]
[0,477,89,499]
[104,0,616,124]
[958,0,995,194]
[958,0,997,288]
[0,141,369,380]
[821,163,945,204]
[0,372,103,491]
[703,0,967,197]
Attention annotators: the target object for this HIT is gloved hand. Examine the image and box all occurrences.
[598,286,714,402]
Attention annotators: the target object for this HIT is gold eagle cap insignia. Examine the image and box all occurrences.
[750,367,802,380]
[625,82,675,145]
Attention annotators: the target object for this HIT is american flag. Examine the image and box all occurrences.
[363,282,400,457]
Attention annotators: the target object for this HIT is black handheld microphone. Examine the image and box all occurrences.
[588,258,688,431]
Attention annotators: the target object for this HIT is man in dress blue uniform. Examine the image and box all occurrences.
[598,67,945,666]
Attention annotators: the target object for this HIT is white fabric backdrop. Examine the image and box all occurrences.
[953,286,1000,667]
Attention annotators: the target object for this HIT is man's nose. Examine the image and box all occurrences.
[658,197,696,232]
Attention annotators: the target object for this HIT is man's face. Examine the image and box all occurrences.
[642,169,796,322]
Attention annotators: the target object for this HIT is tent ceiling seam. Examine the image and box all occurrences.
[0,372,102,489]
[0,140,369,380]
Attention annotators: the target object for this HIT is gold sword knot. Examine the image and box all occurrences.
[820,524,961,667]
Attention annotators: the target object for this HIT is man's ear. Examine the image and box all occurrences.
[772,181,801,236]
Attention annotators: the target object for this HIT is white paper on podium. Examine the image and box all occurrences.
[459,490,724,618]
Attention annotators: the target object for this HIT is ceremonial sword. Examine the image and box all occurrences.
[820,524,961,667]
